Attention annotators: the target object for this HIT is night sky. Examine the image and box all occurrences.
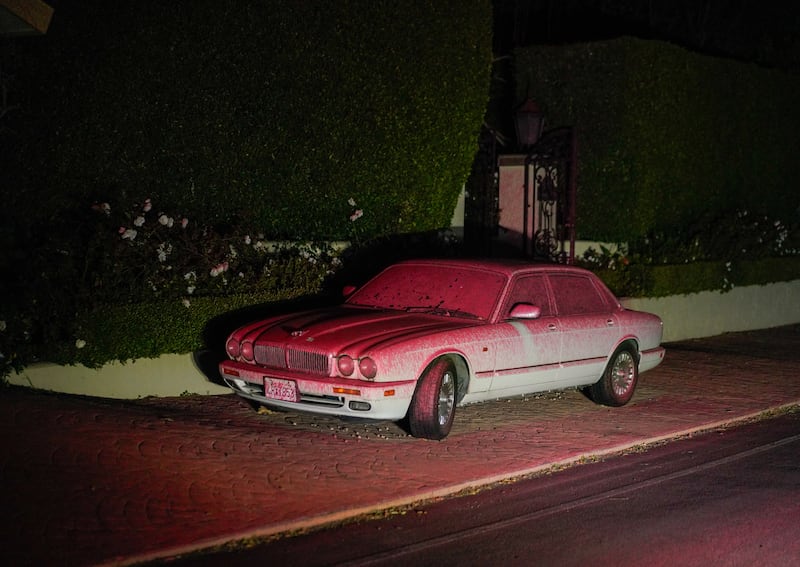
[494,0,800,71]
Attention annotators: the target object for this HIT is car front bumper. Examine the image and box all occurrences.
[219,360,417,421]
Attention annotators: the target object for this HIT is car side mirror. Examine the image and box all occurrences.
[509,303,541,320]
[342,285,357,297]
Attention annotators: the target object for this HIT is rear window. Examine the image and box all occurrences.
[549,274,609,315]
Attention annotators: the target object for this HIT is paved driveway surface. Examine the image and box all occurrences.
[2,325,799,566]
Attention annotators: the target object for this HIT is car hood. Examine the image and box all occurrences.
[233,305,482,355]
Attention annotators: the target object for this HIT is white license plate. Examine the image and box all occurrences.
[264,377,299,402]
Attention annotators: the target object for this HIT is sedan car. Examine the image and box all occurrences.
[220,259,665,440]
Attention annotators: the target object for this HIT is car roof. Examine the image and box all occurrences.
[391,258,595,278]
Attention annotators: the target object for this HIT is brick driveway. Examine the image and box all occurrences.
[2,325,799,566]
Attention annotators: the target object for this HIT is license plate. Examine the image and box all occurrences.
[264,377,299,402]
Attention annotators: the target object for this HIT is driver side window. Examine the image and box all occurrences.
[504,275,552,318]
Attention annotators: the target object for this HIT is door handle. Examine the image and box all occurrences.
[606,319,615,327]
[547,323,558,331]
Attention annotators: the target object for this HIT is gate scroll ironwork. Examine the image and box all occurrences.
[522,127,577,263]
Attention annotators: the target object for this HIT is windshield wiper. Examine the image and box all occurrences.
[405,306,480,319]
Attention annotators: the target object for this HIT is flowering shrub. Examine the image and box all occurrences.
[577,209,799,296]
[631,210,798,265]
[581,210,799,269]
[0,196,344,378]
[87,197,341,306]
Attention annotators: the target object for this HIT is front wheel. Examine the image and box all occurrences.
[589,345,638,407]
[408,358,457,440]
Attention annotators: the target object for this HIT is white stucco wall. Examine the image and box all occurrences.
[621,279,800,342]
[12,354,229,398]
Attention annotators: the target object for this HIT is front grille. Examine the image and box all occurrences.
[288,348,329,375]
[253,343,329,376]
[255,344,286,368]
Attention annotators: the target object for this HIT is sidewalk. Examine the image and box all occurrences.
[2,325,799,566]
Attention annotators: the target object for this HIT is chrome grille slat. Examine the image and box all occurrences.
[254,344,286,367]
[253,343,329,376]
[288,348,329,375]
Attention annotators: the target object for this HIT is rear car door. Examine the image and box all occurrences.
[548,273,621,386]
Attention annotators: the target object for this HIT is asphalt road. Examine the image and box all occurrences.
[166,409,800,566]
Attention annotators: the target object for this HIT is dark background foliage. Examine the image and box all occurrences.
[5,0,492,240]
[514,37,800,242]
[0,0,493,373]
[2,0,800,374]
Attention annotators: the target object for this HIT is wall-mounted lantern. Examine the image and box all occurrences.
[514,97,544,149]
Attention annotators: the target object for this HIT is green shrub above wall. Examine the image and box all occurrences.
[515,37,800,242]
[32,0,492,241]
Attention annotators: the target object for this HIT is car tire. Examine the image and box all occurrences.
[408,358,457,440]
[589,345,638,407]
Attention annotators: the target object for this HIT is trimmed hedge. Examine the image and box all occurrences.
[515,37,800,242]
[597,256,800,298]
[47,289,332,369]
[26,0,492,241]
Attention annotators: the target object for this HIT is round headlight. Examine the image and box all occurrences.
[337,355,355,376]
[226,338,240,358]
[240,341,254,362]
[359,357,377,380]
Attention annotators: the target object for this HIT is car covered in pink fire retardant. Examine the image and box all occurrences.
[220,259,665,440]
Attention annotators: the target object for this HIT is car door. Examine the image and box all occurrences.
[548,273,621,386]
[490,274,563,395]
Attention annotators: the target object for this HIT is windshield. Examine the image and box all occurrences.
[347,264,506,320]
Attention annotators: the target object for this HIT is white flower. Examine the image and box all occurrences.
[181,218,188,229]
[348,197,356,207]
[143,199,152,212]
[158,214,172,226]
[244,235,252,245]
[187,285,196,295]
[182,299,191,308]
[210,261,229,277]
[134,216,145,227]
[349,209,363,222]
[120,228,138,241]
[75,339,86,349]
[184,271,196,281]
[157,243,171,263]
[229,245,238,258]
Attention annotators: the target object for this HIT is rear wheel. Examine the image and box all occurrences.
[408,358,457,440]
[589,345,638,406]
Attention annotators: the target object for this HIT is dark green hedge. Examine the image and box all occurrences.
[597,256,800,298]
[27,0,492,240]
[515,37,800,242]
[46,289,331,369]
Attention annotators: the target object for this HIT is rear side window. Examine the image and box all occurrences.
[549,274,608,315]
[503,275,552,317]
